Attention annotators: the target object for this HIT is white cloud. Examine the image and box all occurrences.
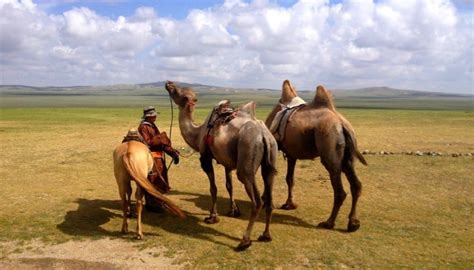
[0,0,472,93]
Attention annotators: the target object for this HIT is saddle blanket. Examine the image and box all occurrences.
[269,96,306,141]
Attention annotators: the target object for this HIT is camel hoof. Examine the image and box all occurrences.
[280,202,297,210]
[347,220,360,232]
[227,207,241,218]
[121,228,128,234]
[136,234,143,240]
[317,221,335,230]
[235,239,252,251]
[125,208,133,218]
[204,215,220,224]
[257,234,272,242]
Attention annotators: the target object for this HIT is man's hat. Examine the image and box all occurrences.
[143,106,159,118]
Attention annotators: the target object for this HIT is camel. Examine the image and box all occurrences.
[113,133,185,239]
[164,81,278,250]
[265,80,367,232]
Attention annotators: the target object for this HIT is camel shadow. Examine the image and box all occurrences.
[57,190,327,248]
[57,198,238,248]
[173,191,315,229]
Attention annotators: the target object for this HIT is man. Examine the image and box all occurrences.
[138,106,179,212]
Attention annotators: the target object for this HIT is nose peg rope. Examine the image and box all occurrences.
[165,88,196,171]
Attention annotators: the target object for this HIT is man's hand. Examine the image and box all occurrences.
[172,150,180,165]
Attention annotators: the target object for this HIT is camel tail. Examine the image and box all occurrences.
[262,132,278,176]
[122,153,186,219]
[342,124,368,166]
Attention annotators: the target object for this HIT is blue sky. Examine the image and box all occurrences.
[40,0,473,19]
[1,0,473,93]
[42,0,228,19]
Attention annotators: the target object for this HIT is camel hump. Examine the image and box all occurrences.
[312,85,336,111]
[239,101,256,118]
[281,79,298,103]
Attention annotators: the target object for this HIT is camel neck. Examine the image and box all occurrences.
[178,106,202,152]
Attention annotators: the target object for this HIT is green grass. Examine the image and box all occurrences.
[0,96,473,268]
[1,92,472,110]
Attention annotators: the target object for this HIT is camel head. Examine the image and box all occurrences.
[280,79,298,104]
[165,81,198,111]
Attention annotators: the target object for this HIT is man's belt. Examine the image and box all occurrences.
[151,151,164,159]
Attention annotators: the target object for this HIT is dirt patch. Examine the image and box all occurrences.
[0,258,119,270]
[0,238,185,269]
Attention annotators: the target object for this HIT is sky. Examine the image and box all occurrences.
[0,0,473,93]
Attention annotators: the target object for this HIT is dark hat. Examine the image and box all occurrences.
[143,106,159,118]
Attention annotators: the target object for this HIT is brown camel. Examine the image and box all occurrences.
[165,81,278,250]
[265,80,367,232]
[113,135,185,239]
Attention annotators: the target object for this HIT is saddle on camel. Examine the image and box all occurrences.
[136,106,180,212]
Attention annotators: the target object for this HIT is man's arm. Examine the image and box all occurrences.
[158,132,180,164]
[138,124,155,147]
[138,125,178,161]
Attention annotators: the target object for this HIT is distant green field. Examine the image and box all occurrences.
[1,90,472,110]
[0,94,473,268]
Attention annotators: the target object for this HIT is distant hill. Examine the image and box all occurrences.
[0,82,469,98]
[137,81,215,88]
[1,82,472,110]
[329,87,469,98]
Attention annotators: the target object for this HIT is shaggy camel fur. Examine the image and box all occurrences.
[113,139,185,239]
[266,80,367,232]
[165,81,278,250]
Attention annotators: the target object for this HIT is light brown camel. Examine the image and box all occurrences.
[265,80,367,232]
[113,136,185,239]
[165,81,278,250]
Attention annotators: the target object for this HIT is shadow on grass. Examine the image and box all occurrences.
[56,198,123,238]
[57,188,322,249]
[174,191,315,229]
[56,198,239,248]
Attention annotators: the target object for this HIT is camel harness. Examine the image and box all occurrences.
[269,97,306,142]
[204,101,238,146]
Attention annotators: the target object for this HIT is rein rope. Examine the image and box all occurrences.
[166,95,174,170]
[166,94,197,170]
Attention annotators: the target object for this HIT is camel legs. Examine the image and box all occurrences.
[200,155,220,224]
[258,161,275,242]
[236,177,262,251]
[225,168,241,217]
[135,186,145,239]
[318,168,346,230]
[343,161,362,232]
[281,157,297,210]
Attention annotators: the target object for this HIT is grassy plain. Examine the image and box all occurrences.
[0,94,473,268]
